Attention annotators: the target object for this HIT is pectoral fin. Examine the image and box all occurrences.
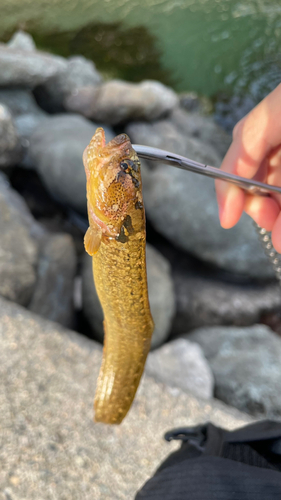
[84,226,102,255]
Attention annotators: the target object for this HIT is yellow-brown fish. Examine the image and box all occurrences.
[83,128,154,424]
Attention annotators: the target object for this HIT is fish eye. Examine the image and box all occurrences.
[120,161,128,170]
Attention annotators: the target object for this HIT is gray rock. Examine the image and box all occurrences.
[34,55,102,113]
[126,120,274,278]
[170,107,231,158]
[145,338,214,399]
[172,255,281,334]
[29,114,114,213]
[0,90,48,168]
[0,104,22,168]
[15,112,48,140]
[7,30,36,52]
[65,79,179,124]
[0,173,43,305]
[82,244,176,349]
[29,234,76,328]
[16,113,49,169]
[188,325,281,418]
[0,89,43,116]
[179,92,213,114]
[0,44,67,88]
[0,296,252,499]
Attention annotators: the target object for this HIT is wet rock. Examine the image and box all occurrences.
[145,338,214,399]
[7,30,36,52]
[0,296,252,499]
[34,55,102,113]
[29,234,76,328]
[29,114,114,213]
[82,244,176,349]
[0,44,67,88]
[0,104,22,168]
[171,253,281,334]
[126,120,274,278]
[65,79,179,124]
[188,325,281,418]
[0,173,43,305]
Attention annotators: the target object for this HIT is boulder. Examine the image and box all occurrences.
[170,107,231,158]
[82,244,176,349]
[7,30,36,52]
[0,296,252,499]
[34,55,102,113]
[0,88,43,116]
[171,252,281,334]
[0,44,67,88]
[179,91,213,114]
[65,79,179,124]
[29,234,76,328]
[0,104,22,168]
[126,120,274,278]
[188,325,281,418]
[145,338,214,399]
[0,89,48,167]
[29,114,114,213]
[0,172,43,305]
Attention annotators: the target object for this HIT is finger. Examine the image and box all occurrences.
[236,83,281,179]
[215,137,246,227]
[271,212,281,253]
[244,195,280,232]
[217,83,281,228]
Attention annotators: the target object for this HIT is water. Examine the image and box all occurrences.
[1,0,281,128]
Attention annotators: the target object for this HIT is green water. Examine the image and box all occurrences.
[1,0,281,122]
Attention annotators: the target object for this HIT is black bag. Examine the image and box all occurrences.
[136,420,281,499]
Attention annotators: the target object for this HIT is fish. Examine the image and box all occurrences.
[83,127,154,424]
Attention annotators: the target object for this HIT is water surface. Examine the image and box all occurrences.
[1,0,281,127]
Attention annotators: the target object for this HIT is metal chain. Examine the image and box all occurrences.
[255,223,281,282]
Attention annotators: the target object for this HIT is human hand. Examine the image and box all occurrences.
[215,83,281,252]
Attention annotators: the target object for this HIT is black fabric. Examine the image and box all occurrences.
[135,420,281,500]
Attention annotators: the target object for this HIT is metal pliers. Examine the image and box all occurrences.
[133,145,281,196]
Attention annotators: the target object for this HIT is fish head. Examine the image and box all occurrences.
[83,127,144,238]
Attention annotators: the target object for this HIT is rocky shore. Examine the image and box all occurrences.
[0,30,281,498]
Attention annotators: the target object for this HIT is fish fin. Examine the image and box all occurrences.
[84,226,102,256]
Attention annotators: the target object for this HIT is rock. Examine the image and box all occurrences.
[126,120,274,278]
[0,296,252,499]
[15,112,48,140]
[171,253,281,334]
[16,113,49,169]
[0,89,43,116]
[82,244,176,349]
[145,338,214,399]
[29,114,114,213]
[179,92,213,114]
[34,55,102,113]
[0,172,43,305]
[0,104,22,168]
[170,107,231,158]
[7,30,36,52]
[29,234,76,328]
[65,79,179,124]
[188,325,281,418]
[0,44,67,88]
[215,94,256,133]
[0,89,48,167]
